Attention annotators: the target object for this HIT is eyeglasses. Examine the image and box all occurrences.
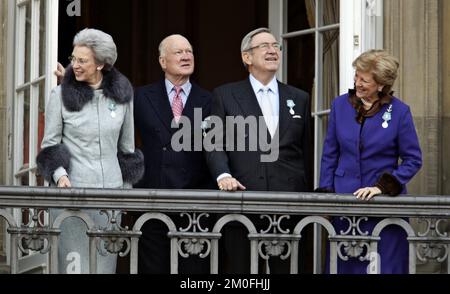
[245,42,282,52]
[68,55,90,66]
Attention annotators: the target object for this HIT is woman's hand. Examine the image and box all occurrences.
[54,62,66,84]
[57,175,72,188]
[218,177,246,192]
[354,186,382,201]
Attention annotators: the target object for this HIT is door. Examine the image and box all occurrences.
[8,0,58,273]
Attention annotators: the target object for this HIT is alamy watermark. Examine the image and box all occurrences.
[171,109,280,163]
[366,252,381,274]
[66,0,81,17]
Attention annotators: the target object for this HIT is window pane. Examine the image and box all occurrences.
[38,80,45,153]
[286,34,316,185]
[284,0,340,186]
[288,0,314,32]
[287,0,340,31]
[37,80,46,186]
[19,88,31,187]
[322,29,340,109]
[286,35,315,98]
[22,88,30,167]
[323,0,339,26]
[39,0,46,77]
[321,28,339,139]
[24,1,31,84]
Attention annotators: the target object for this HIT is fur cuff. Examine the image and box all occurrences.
[118,149,144,184]
[36,144,71,182]
[375,173,402,196]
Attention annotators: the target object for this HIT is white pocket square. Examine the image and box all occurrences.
[293,115,302,119]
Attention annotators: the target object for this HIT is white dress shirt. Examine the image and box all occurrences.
[249,74,280,127]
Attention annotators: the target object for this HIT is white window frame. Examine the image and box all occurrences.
[340,0,383,93]
[270,0,340,188]
[12,0,58,187]
[6,0,58,273]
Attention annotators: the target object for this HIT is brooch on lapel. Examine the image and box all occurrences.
[382,104,393,129]
[201,116,211,138]
[108,102,117,118]
[287,99,301,118]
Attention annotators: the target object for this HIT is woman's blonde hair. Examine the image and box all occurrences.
[353,49,399,95]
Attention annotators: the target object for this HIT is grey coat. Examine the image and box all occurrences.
[36,67,144,273]
[37,67,144,187]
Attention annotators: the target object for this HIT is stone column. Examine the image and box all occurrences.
[384,0,440,195]
[385,0,443,273]
[441,1,450,196]
[0,0,8,257]
[438,0,450,274]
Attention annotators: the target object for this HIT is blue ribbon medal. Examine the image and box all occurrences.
[382,104,392,129]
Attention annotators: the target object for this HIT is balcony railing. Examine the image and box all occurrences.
[1,186,450,274]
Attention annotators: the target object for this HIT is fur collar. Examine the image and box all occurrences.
[61,66,133,112]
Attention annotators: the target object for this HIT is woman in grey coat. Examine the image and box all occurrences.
[36,28,144,274]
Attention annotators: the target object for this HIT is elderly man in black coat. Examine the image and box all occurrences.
[205,28,313,273]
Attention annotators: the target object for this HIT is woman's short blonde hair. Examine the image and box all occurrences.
[353,49,399,94]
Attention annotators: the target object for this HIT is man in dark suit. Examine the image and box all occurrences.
[134,34,214,274]
[205,28,312,273]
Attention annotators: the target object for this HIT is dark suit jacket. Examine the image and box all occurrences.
[206,78,312,192]
[134,80,214,189]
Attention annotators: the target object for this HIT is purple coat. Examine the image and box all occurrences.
[320,93,422,274]
[320,93,422,194]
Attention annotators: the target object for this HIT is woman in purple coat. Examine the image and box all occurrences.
[319,50,422,274]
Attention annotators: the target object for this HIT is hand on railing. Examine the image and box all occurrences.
[218,177,246,192]
[57,175,72,188]
[354,186,382,201]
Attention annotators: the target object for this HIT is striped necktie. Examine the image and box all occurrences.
[172,86,183,123]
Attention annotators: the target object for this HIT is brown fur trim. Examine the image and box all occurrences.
[375,173,402,196]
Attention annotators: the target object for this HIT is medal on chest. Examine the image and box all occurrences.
[108,102,117,118]
[287,99,296,116]
[382,104,393,129]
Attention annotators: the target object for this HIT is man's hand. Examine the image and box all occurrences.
[354,186,382,201]
[218,177,246,192]
[57,175,72,188]
[54,62,66,84]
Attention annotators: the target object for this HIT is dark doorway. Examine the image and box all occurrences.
[58,0,268,91]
